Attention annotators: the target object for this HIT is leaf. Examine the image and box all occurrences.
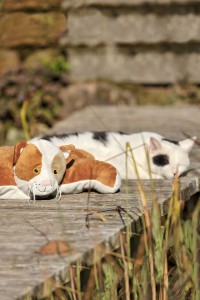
[20,98,31,141]
[37,240,74,255]
[94,212,108,222]
[151,199,164,283]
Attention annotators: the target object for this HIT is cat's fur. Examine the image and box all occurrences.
[33,131,196,179]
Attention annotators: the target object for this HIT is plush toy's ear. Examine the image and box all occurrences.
[13,141,27,165]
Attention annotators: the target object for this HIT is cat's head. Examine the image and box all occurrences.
[148,136,196,179]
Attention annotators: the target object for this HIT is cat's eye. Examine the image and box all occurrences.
[54,169,58,175]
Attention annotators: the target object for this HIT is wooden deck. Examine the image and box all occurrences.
[0,105,200,300]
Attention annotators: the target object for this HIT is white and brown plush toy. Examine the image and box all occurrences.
[0,140,121,201]
[59,144,121,194]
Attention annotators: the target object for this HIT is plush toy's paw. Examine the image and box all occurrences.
[0,186,30,200]
[60,144,95,161]
[61,158,121,194]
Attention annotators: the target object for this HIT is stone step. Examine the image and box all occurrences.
[63,9,200,46]
[68,47,200,84]
[62,0,200,9]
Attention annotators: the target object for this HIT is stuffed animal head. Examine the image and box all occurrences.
[14,139,67,199]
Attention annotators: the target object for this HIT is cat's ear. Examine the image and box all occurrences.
[179,137,196,153]
[149,137,162,152]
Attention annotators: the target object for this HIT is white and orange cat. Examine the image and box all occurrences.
[33,131,196,180]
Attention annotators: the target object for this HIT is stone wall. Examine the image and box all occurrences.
[1,0,200,84]
[0,0,67,75]
[62,0,200,84]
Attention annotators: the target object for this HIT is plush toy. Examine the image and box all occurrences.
[59,144,121,194]
[0,140,121,201]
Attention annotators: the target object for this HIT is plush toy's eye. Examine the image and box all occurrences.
[34,168,39,174]
[54,169,58,175]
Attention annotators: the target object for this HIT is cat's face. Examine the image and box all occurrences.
[148,137,196,179]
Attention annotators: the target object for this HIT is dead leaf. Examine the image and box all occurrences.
[94,212,108,222]
[36,240,74,255]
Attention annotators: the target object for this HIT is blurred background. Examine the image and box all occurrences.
[0,0,200,145]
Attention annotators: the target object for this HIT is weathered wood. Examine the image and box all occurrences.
[0,106,199,299]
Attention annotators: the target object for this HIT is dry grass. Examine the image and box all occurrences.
[44,153,199,300]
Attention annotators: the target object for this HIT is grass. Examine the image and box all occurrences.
[46,194,199,300]
[43,148,199,300]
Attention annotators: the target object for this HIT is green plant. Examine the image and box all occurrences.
[44,55,70,75]
[0,67,69,145]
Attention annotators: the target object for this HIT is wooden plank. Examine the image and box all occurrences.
[0,106,199,299]
[0,178,199,299]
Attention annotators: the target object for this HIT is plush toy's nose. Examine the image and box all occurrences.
[40,179,53,186]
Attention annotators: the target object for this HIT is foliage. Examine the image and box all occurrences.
[44,55,70,75]
[0,66,70,145]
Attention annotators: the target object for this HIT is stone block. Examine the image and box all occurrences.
[24,49,59,69]
[63,9,200,45]
[68,47,200,84]
[0,12,67,47]
[62,0,200,9]
[1,0,61,11]
[59,82,136,117]
[0,50,20,76]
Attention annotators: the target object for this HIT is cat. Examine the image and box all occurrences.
[33,131,196,180]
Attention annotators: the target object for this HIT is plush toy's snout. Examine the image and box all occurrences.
[29,178,58,197]
[41,179,53,186]
[27,164,59,197]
